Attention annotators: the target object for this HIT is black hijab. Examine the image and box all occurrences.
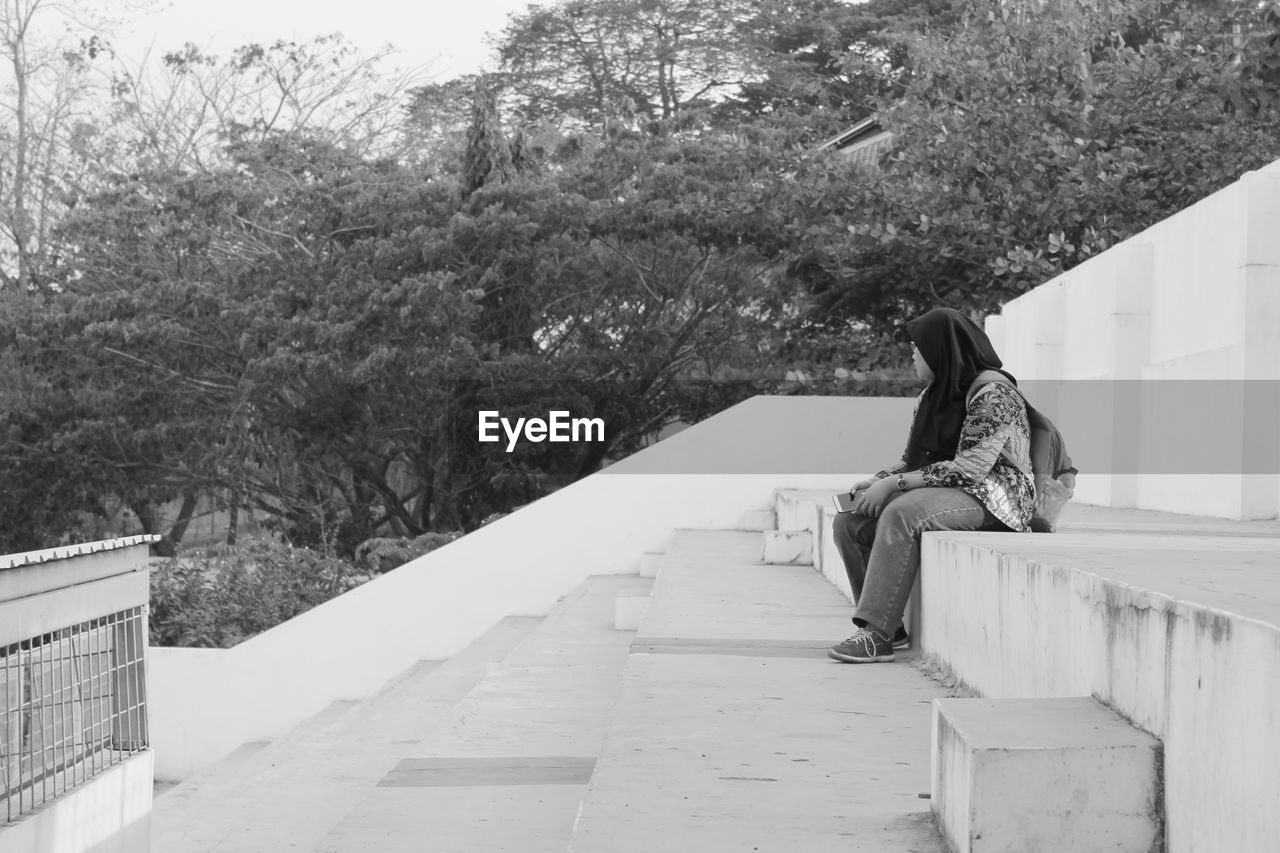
[902,307,1012,469]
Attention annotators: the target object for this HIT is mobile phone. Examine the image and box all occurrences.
[833,491,858,513]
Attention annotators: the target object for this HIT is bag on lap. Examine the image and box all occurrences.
[968,376,1077,532]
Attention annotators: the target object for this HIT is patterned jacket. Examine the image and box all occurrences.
[878,382,1035,532]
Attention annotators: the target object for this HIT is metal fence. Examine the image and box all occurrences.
[2,605,148,823]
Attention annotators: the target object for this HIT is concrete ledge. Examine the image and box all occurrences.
[0,751,153,853]
[932,697,1161,853]
[761,530,812,565]
[920,528,1280,853]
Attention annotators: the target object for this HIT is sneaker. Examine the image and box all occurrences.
[892,626,911,650]
[828,628,896,663]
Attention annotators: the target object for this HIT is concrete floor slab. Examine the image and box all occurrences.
[571,651,949,853]
[152,614,542,852]
[571,530,952,853]
[377,756,597,787]
[313,786,587,853]
[638,530,856,643]
[306,574,647,852]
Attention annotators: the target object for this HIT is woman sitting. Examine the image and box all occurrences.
[829,307,1034,663]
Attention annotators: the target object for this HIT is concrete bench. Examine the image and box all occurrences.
[932,696,1162,853]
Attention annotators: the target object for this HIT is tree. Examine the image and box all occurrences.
[412,113,802,504]
[5,134,480,554]
[461,83,519,195]
[6,1,946,552]
[722,0,954,124]
[493,0,777,131]
[797,0,1280,324]
[107,34,426,172]
[403,74,488,174]
[0,0,113,288]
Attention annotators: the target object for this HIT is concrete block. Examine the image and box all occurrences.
[761,530,812,565]
[740,508,776,531]
[614,590,650,631]
[817,506,848,596]
[931,697,1162,853]
[773,489,830,532]
[638,552,664,578]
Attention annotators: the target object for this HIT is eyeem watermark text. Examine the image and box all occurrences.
[478,410,605,452]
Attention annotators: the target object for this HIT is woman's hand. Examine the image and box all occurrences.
[849,478,875,494]
[853,476,898,517]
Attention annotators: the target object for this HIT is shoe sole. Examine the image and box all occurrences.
[827,648,896,663]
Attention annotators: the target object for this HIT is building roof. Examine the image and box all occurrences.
[812,116,894,168]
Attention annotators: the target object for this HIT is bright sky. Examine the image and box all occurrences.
[113,0,534,81]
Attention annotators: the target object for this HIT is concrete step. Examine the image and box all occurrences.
[638,551,664,578]
[570,529,952,852]
[919,520,1280,853]
[151,614,541,852]
[932,696,1162,853]
[762,528,813,565]
[614,586,651,630]
[777,487,852,592]
[769,490,927,642]
[306,573,650,852]
[775,487,837,534]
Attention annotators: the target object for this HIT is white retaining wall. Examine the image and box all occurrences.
[986,159,1280,519]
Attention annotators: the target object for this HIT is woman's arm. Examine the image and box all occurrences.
[857,384,1026,514]
[920,383,1026,488]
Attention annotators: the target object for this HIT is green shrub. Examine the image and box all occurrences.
[353,530,462,573]
[149,541,368,648]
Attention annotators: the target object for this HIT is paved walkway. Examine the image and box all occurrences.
[572,530,950,853]
[153,531,957,852]
[153,573,643,852]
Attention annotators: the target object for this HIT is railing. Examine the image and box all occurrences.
[0,537,155,825]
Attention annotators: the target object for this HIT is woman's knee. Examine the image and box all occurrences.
[881,489,981,532]
[879,493,930,529]
[832,511,860,537]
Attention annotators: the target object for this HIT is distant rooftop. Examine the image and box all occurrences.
[813,116,894,168]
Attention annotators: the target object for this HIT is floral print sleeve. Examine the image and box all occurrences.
[921,382,1035,532]
[921,383,1027,486]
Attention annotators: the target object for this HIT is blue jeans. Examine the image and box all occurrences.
[831,487,1003,637]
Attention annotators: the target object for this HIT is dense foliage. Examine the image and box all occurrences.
[3,0,1279,572]
[801,0,1280,321]
[148,541,366,647]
